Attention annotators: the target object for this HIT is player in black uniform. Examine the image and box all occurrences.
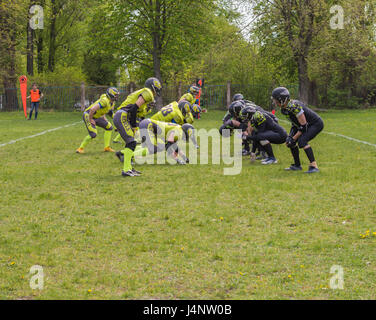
[271,87,324,173]
[241,107,287,164]
[219,100,251,156]
[219,100,245,135]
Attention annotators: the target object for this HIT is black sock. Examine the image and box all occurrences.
[251,142,257,153]
[304,147,315,163]
[263,143,275,158]
[291,146,301,166]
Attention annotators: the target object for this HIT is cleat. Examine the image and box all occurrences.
[261,157,278,165]
[122,170,135,177]
[115,151,124,163]
[256,151,267,160]
[242,149,251,156]
[131,168,142,176]
[76,148,84,154]
[305,166,320,174]
[104,147,115,152]
[285,164,303,171]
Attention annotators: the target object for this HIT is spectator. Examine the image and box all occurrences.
[26,83,43,120]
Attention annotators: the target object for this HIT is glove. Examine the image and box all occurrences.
[286,136,296,148]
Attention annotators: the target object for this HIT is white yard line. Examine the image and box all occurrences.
[0,121,81,148]
[279,119,376,148]
[323,131,376,148]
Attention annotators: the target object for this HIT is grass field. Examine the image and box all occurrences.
[0,109,376,300]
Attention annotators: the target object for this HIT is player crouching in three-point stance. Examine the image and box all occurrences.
[151,100,191,125]
[133,119,197,165]
[241,108,287,165]
[113,77,162,177]
[76,87,119,154]
[271,87,324,173]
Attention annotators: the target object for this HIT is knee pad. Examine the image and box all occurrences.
[126,141,137,151]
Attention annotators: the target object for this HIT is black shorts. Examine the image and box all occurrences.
[289,119,324,148]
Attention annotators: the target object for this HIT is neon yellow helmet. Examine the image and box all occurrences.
[178,100,191,117]
[145,77,162,96]
[106,87,120,101]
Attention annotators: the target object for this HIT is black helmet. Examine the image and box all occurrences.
[189,85,200,96]
[240,106,256,122]
[229,101,244,117]
[106,87,120,101]
[271,87,290,104]
[233,93,244,101]
[178,100,191,116]
[145,77,162,96]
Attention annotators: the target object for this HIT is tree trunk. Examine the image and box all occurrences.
[26,22,34,76]
[36,0,44,73]
[3,34,18,110]
[37,31,43,73]
[297,56,309,104]
[48,0,57,72]
[152,0,163,109]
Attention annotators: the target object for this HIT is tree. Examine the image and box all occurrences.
[104,0,216,106]
[251,0,327,104]
[0,0,27,110]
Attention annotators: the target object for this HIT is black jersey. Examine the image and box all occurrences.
[244,101,278,123]
[253,113,286,136]
[282,100,321,128]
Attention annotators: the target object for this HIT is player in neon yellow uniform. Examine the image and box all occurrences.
[179,86,200,124]
[76,87,119,154]
[151,100,191,125]
[133,119,198,163]
[113,77,162,177]
[112,100,156,144]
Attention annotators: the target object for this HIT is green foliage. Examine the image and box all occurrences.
[27,65,87,86]
[83,52,119,85]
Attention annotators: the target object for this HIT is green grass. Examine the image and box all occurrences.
[0,109,376,300]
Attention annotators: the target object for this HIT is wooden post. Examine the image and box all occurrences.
[227,81,231,108]
[80,82,85,111]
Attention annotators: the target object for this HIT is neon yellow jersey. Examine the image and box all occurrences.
[85,94,114,119]
[150,119,183,142]
[117,88,155,117]
[151,102,185,125]
[185,112,194,124]
[179,93,195,105]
